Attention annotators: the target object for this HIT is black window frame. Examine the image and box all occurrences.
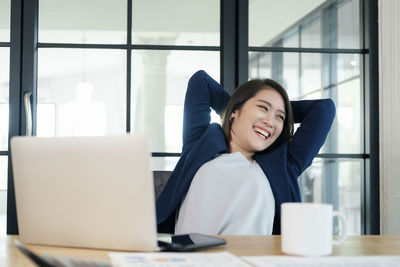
[246,0,379,235]
[6,0,379,235]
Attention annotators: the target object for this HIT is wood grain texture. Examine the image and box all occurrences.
[3,235,400,266]
[379,0,400,235]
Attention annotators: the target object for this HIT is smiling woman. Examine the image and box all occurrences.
[221,78,294,162]
[156,70,336,235]
[229,90,286,161]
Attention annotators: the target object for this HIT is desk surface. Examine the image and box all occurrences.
[4,235,400,266]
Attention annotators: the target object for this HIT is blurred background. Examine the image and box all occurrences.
[0,0,372,236]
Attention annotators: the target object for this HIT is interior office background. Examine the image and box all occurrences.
[0,0,398,236]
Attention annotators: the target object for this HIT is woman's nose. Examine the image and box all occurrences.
[262,112,274,127]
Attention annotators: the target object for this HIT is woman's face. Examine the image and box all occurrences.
[229,87,286,159]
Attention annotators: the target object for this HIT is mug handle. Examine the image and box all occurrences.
[332,211,347,245]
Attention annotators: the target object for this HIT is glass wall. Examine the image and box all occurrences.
[0,48,9,193]
[39,0,127,44]
[132,0,219,46]
[37,49,127,137]
[0,0,10,237]
[131,50,219,152]
[0,49,9,154]
[249,0,363,234]
[249,0,360,49]
[5,0,375,236]
[0,0,10,42]
[37,0,220,171]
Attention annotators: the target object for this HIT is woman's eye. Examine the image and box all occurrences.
[277,115,285,121]
[258,105,268,112]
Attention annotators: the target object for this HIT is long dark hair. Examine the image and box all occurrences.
[221,79,294,151]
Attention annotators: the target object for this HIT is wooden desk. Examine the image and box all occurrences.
[3,235,400,266]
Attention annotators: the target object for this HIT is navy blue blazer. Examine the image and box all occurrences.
[156,70,336,234]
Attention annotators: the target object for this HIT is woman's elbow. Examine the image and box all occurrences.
[322,98,336,122]
[188,70,207,84]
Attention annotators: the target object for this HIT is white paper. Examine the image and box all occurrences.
[242,255,400,267]
[109,251,251,267]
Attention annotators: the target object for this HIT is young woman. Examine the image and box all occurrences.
[156,70,335,235]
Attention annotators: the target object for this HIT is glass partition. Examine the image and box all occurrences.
[131,50,220,153]
[249,52,361,154]
[0,157,7,190]
[0,48,9,150]
[0,4,9,233]
[249,0,360,49]
[132,0,220,46]
[0,0,10,42]
[299,158,362,234]
[39,0,127,44]
[37,49,127,137]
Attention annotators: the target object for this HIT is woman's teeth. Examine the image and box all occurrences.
[254,127,269,138]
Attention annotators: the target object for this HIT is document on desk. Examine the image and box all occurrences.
[109,251,251,267]
[241,255,400,267]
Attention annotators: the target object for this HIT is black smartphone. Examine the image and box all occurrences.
[158,233,226,252]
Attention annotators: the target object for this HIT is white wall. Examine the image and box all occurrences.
[379,0,400,234]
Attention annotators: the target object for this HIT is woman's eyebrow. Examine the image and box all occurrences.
[257,99,286,115]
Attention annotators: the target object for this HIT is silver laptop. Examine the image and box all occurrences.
[11,135,158,251]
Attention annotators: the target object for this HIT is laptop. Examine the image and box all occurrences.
[11,135,158,251]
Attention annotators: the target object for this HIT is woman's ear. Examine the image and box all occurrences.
[231,109,238,120]
[229,110,238,125]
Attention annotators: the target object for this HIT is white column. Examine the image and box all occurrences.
[379,0,400,234]
[132,35,177,169]
[141,50,168,152]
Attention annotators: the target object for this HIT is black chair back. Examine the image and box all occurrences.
[153,171,172,199]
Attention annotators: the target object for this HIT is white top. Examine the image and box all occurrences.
[175,152,275,235]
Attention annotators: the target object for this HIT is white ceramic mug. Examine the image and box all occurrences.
[281,203,347,256]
